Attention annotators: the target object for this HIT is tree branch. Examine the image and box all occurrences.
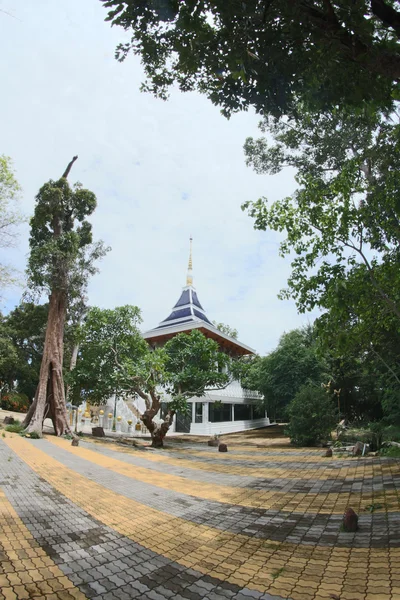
[133,386,151,411]
[370,346,400,384]
[62,156,78,179]
[371,0,400,38]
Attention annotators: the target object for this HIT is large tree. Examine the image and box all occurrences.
[244,326,327,421]
[0,303,48,400]
[73,306,229,446]
[243,106,400,418]
[23,157,104,436]
[243,108,400,317]
[102,0,400,118]
[0,155,24,292]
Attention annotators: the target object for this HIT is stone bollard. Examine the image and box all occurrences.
[3,416,15,425]
[92,427,105,437]
[71,437,79,447]
[352,441,365,456]
[325,448,333,457]
[218,443,228,452]
[342,508,358,532]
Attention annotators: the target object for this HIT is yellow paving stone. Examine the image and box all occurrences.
[4,435,398,599]
[46,436,396,500]
[6,573,22,586]
[11,586,31,600]
[0,489,85,600]
[1,590,17,600]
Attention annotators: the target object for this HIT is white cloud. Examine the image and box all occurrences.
[0,0,318,354]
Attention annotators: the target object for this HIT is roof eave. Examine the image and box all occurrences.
[143,321,255,355]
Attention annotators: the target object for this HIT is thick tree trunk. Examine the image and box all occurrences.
[23,290,70,436]
[65,341,79,402]
[140,393,175,448]
[149,412,176,448]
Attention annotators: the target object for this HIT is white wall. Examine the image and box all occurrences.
[190,417,270,436]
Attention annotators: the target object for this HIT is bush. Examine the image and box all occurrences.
[5,421,25,434]
[285,385,337,447]
[0,392,30,413]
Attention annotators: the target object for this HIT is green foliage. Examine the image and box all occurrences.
[243,107,400,316]
[0,392,30,413]
[0,155,24,291]
[243,326,327,421]
[243,105,400,423]
[212,321,238,339]
[102,1,399,118]
[5,421,25,433]
[163,329,229,411]
[28,176,97,294]
[73,307,229,417]
[70,305,146,404]
[380,445,400,458]
[0,303,48,399]
[285,385,337,446]
[22,431,40,439]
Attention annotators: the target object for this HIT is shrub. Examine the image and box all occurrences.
[5,421,25,434]
[0,392,30,413]
[285,385,337,447]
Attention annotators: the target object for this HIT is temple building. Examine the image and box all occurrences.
[142,239,270,435]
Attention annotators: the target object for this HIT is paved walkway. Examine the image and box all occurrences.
[0,428,399,600]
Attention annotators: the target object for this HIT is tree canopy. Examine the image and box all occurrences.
[102,0,400,118]
[73,306,229,445]
[242,105,400,422]
[244,326,327,421]
[212,320,238,339]
[0,303,48,400]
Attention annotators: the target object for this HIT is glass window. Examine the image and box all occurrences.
[209,402,232,423]
[234,404,252,421]
[195,402,203,423]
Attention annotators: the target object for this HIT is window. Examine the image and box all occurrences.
[234,404,252,421]
[209,402,232,423]
[195,402,203,423]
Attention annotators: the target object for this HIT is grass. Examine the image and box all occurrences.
[271,568,285,580]
[363,503,384,513]
[21,431,40,439]
[5,420,25,433]
[380,445,400,458]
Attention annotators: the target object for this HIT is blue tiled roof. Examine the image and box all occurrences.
[175,289,190,307]
[192,290,204,310]
[154,285,212,330]
[193,308,212,324]
[164,307,192,322]
[155,319,194,330]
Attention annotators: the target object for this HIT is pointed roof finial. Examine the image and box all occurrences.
[186,236,193,286]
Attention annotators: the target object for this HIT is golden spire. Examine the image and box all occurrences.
[186,236,193,286]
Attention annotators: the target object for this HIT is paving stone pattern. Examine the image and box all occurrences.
[1,432,400,600]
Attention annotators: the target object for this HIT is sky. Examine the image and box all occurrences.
[0,0,318,355]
